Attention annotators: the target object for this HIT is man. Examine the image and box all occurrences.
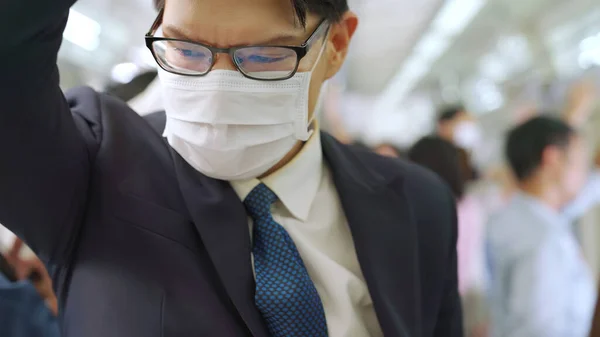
[487,116,599,337]
[0,0,462,336]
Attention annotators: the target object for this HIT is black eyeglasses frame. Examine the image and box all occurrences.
[144,8,330,81]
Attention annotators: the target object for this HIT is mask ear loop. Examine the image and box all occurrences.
[295,32,330,141]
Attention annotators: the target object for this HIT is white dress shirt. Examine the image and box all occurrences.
[230,132,383,337]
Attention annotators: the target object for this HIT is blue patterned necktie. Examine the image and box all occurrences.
[244,183,328,337]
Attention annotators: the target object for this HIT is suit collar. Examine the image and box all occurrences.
[321,132,421,336]
[320,132,399,190]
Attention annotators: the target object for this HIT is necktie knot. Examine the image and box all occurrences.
[243,183,278,219]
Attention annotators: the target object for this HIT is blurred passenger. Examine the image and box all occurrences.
[0,0,463,336]
[0,240,59,337]
[374,143,401,158]
[408,137,464,198]
[435,105,508,218]
[562,80,598,130]
[4,239,57,316]
[437,105,482,153]
[437,81,598,225]
[591,284,600,337]
[487,116,600,337]
[409,137,488,337]
[586,158,600,337]
[457,147,478,182]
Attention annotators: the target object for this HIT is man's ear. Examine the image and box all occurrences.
[324,12,358,80]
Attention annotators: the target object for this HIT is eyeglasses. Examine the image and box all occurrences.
[145,9,330,81]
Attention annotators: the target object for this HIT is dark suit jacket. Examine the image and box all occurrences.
[0,1,462,336]
[590,284,600,337]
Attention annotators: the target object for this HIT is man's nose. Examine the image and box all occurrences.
[211,53,237,71]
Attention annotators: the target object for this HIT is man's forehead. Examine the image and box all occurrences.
[162,0,319,46]
[162,0,309,30]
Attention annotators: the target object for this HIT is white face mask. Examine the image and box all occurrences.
[453,121,482,150]
[159,40,327,181]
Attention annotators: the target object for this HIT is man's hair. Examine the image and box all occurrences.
[408,136,465,199]
[152,0,348,27]
[505,116,575,181]
[437,105,465,123]
[457,147,479,182]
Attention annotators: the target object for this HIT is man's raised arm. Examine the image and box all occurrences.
[0,0,91,264]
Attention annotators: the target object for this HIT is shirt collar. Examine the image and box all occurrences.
[230,131,323,221]
[513,191,569,226]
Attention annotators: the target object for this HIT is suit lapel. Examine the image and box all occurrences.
[141,111,268,336]
[172,149,269,337]
[321,133,422,337]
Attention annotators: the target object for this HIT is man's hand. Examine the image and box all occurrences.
[5,239,58,316]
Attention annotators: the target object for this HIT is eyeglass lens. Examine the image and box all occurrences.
[152,40,214,75]
[152,41,299,80]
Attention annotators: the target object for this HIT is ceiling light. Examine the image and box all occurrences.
[431,0,486,37]
[375,0,487,113]
[578,32,600,69]
[413,31,451,63]
[63,9,102,52]
[580,34,600,51]
[479,54,508,82]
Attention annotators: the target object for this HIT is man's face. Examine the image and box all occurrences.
[162,0,357,121]
[557,135,589,203]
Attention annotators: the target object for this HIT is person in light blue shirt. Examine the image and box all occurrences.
[0,255,60,337]
[0,240,60,337]
[0,274,60,337]
[487,116,600,337]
